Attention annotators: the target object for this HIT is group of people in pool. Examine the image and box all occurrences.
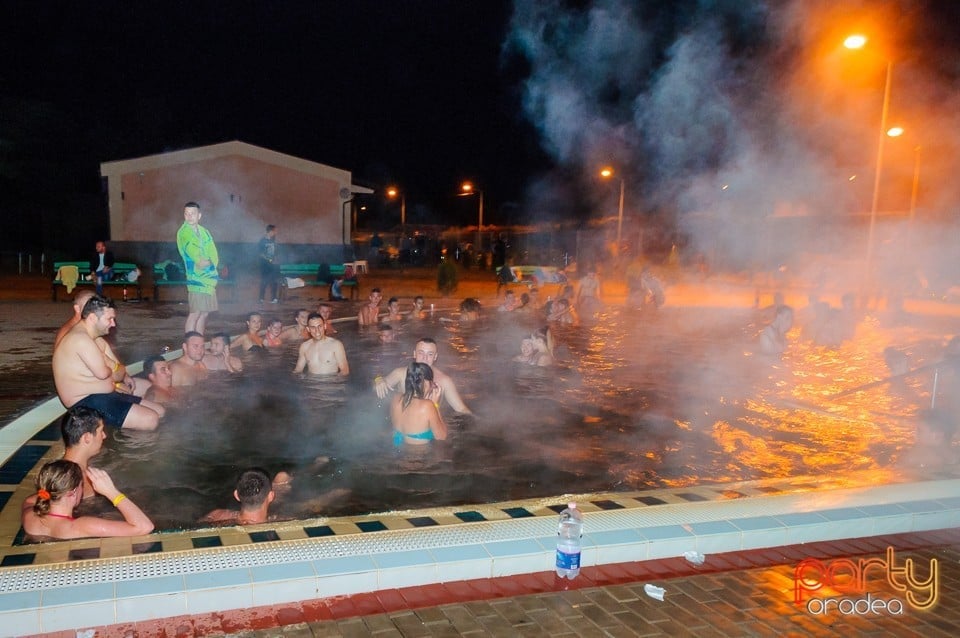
[22,404,290,539]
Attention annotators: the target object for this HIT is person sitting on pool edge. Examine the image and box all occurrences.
[21,459,154,540]
[61,405,108,499]
[200,467,292,525]
[373,337,472,414]
[391,362,447,446]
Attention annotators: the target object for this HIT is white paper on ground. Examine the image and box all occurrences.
[644,583,666,601]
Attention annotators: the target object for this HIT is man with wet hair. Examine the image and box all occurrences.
[358,288,383,325]
[293,313,349,376]
[53,294,164,430]
[200,467,291,525]
[373,337,472,414]
[316,303,338,335]
[202,333,243,372]
[232,312,265,352]
[61,405,108,498]
[411,295,426,319]
[142,355,178,402]
[385,297,404,322]
[170,331,209,386]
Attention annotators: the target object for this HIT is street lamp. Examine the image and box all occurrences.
[844,34,893,293]
[459,182,484,253]
[386,187,406,235]
[599,167,625,249]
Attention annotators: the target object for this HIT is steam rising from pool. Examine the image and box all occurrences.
[505,0,960,285]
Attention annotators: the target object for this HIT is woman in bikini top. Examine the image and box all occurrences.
[21,459,154,540]
[390,362,448,446]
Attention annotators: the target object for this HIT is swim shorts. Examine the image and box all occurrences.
[74,392,142,429]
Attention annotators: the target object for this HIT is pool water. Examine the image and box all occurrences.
[88,306,936,530]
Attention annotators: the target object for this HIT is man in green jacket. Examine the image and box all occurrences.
[176,201,219,335]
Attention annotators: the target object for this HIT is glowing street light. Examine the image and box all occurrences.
[459,182,484,252]
[600,167,625,248]
[844,33,894,292]
[386,186,406,234]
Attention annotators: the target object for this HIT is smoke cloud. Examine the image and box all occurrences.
[506,0,959,281]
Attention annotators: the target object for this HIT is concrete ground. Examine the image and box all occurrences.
[3,266,959,637]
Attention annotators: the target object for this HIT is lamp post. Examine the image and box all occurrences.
[844,34,893,293]
[386,187,406,236]
[600,167,625,250]
[460,182,484,254]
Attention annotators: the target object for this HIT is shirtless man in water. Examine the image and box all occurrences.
[280,309,310,342]
[293,313,349,376]
[357,288,382,326]
[55,290,96,349]
[52,295,164,430]
[202,333,243,372]
[170,332,209,386]
[373,337,472,414]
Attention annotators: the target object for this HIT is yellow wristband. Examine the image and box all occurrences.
[112,493,127,507]
[433,401,440,409]
[115,381,124,389]
[374,375,383,383]
[112,360,121,373]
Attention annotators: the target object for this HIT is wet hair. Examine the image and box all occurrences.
[266,224,276,232]
[307,312,323,323]
[246,311,262,323]
[414,296,424,304]
[388,297,399,305]
[378,324,394,333]
[61,405,103,447]
[211,332,231,345]
[184,201,200,210]
[267,318,283,328]
[294,308,308,320]
[417,337,437,347]
[520,293,530,306]
[183,331,203,343]
[401,362,434,410]
[236,468,272,509]
[371,288,382,294]
[33,460,82,516]
[141,355,166,379]
[80,294,115,319]
[459,298,481,314]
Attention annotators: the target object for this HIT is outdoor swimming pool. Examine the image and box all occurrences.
[74,304,933,531]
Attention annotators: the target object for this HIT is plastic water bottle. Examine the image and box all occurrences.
[555,502,583,579]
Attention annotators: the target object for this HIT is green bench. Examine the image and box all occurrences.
[152,263,237,302]
[52,261,142,302]
[279,263,359,300]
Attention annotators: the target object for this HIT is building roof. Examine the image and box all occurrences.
[100,140,373,194]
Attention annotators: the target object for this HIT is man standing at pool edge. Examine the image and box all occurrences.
[177,201,219,335]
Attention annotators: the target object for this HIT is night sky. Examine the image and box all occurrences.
[2,1,959,254]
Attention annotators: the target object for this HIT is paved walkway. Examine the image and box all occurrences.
[34,528,960,636]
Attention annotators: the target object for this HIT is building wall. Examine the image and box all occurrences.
[116,155,343,244]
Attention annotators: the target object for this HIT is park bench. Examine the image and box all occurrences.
[279,263,359,300]
[52,261,142,302]
[152,263,238,302]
